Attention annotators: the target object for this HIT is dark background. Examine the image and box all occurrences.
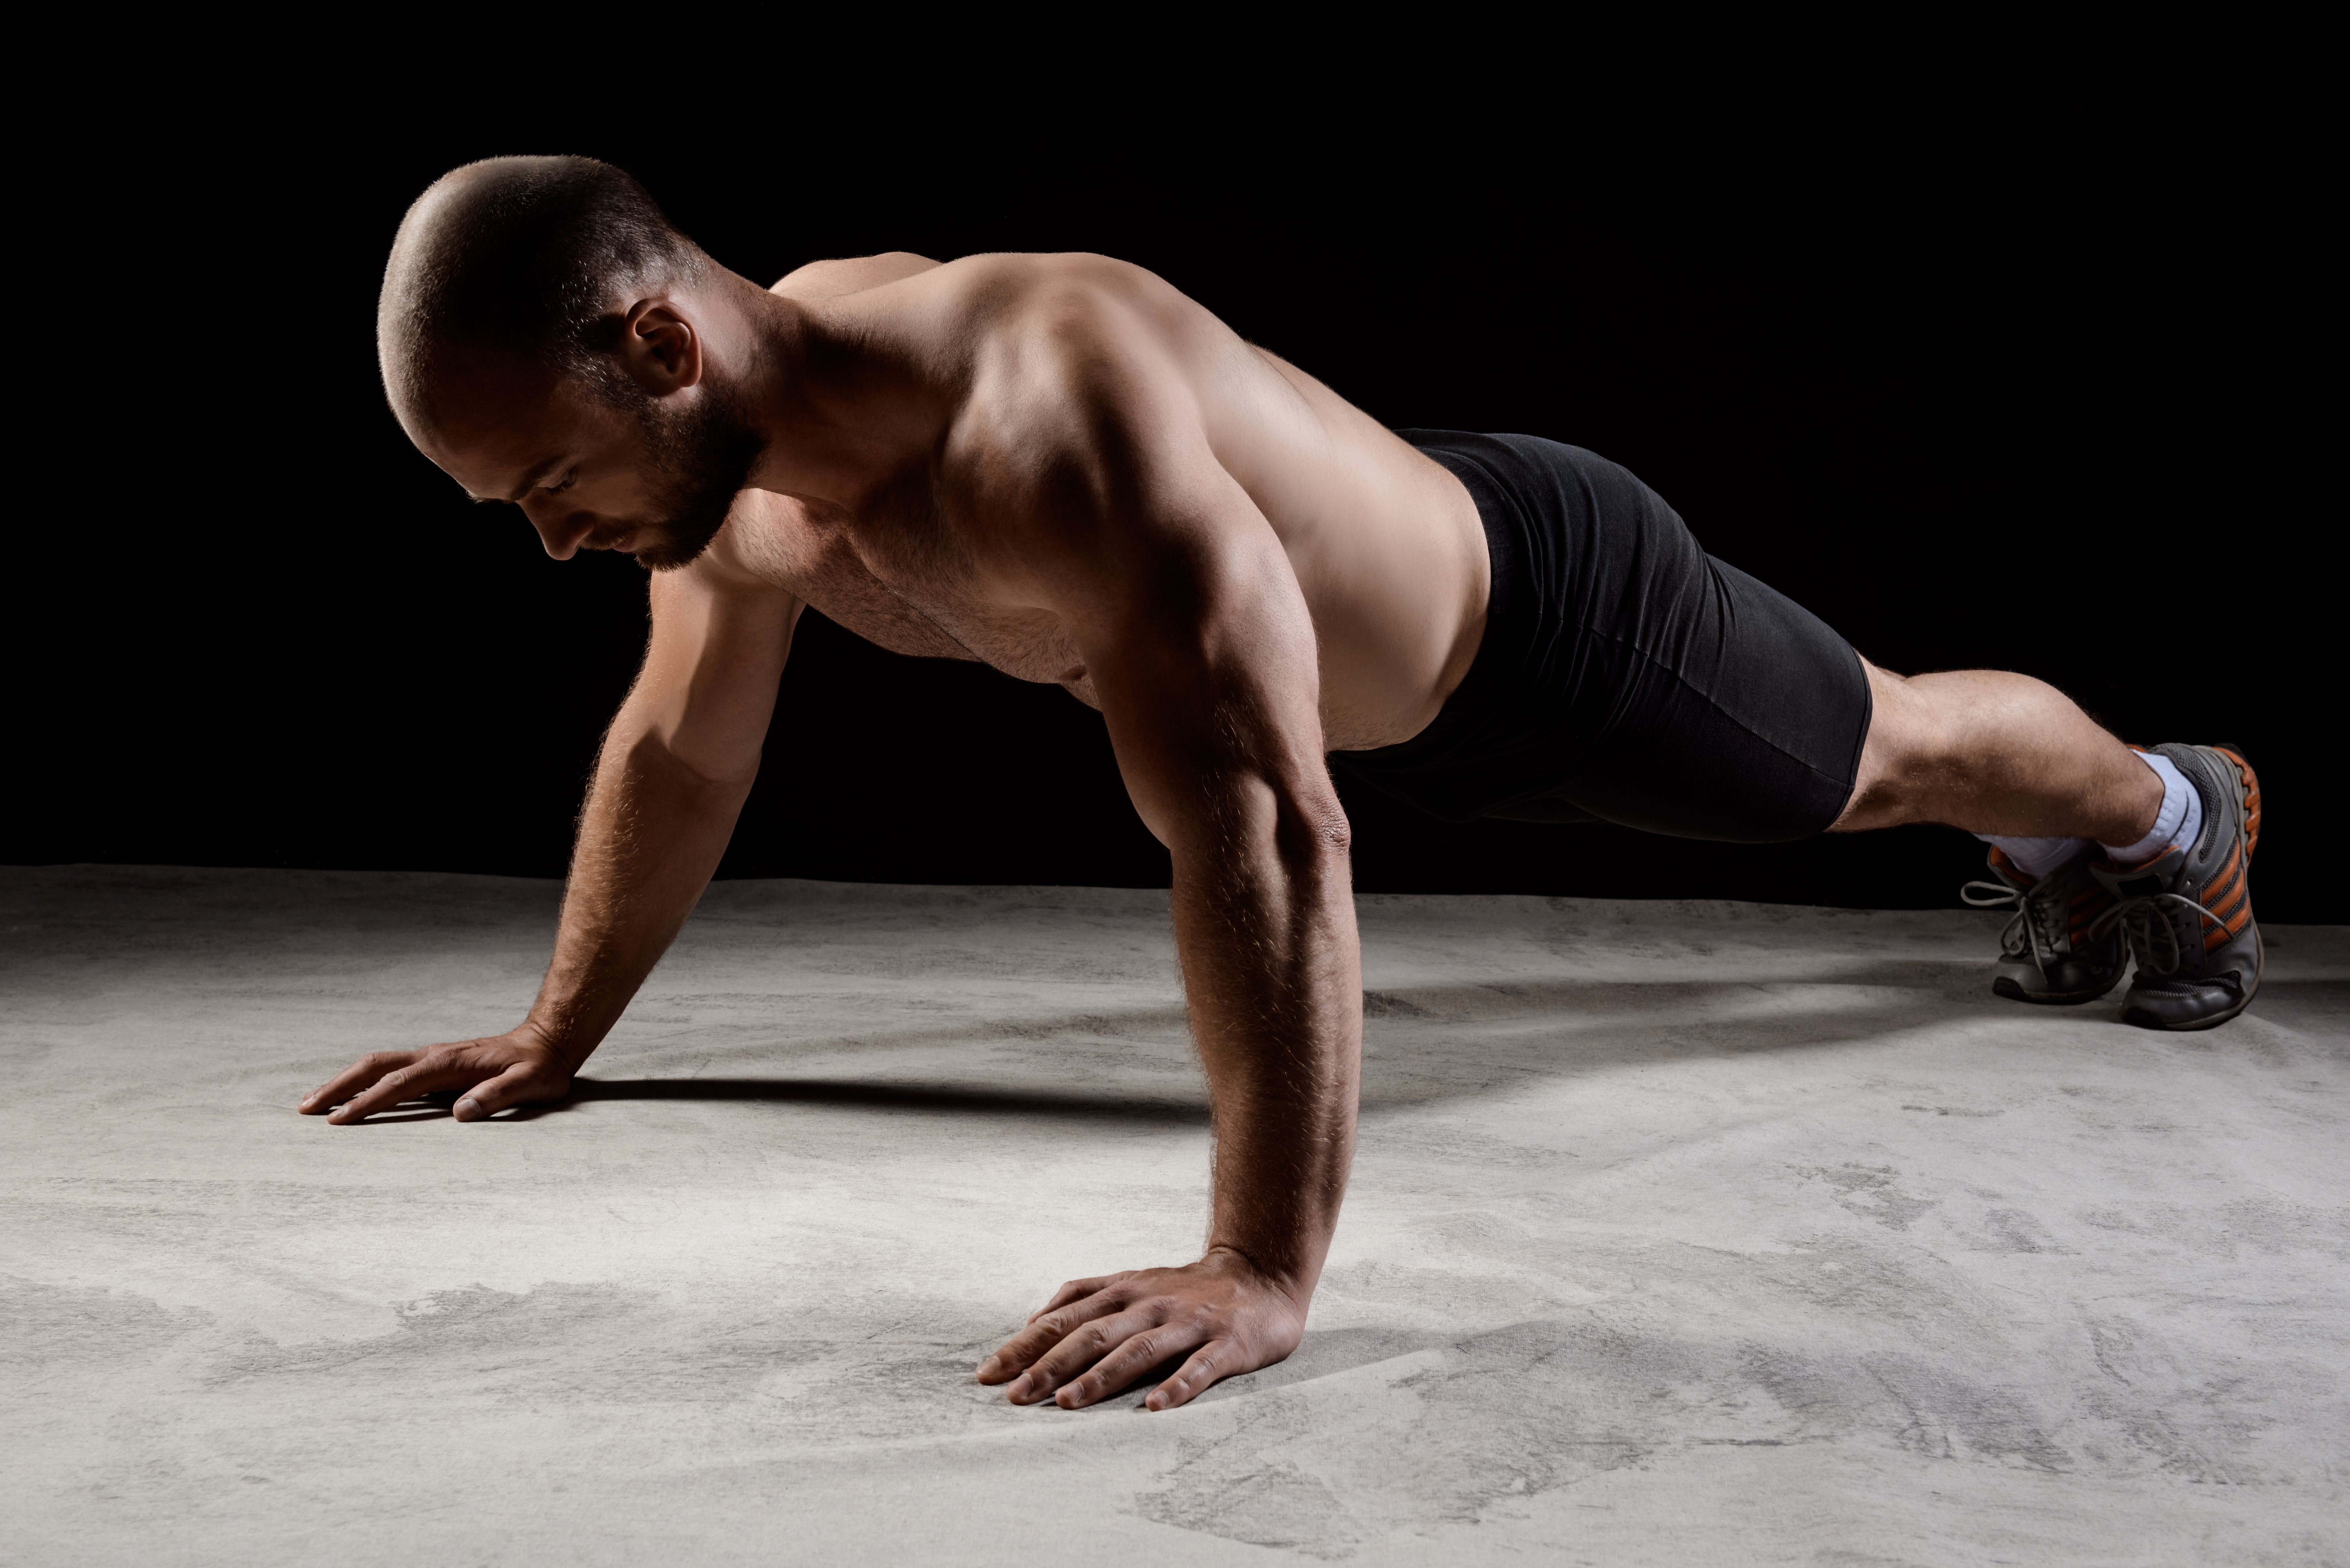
[15,30,2329,917]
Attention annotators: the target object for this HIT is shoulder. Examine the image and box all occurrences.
[927,264,1247,588]
[768,252,942,301]
[793,254,1187,361]
[771,250,1169,317]
[965,254,1197,355]
[943,256,1214,453]
[796,253,1209,383]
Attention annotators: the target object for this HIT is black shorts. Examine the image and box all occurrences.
[1330,432,1871,843]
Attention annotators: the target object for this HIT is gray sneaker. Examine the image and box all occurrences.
[2087,743,2264,1031]
[1963,848,2126,1004]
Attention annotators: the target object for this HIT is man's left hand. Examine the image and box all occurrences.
[975,1248,1306,1411]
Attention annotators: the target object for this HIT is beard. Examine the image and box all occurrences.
[627,384,766,572]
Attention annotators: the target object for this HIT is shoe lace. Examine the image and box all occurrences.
[2084,887,2226,982]
[1960,876,2070,971]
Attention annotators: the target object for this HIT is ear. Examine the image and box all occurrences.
[614,299,704,397]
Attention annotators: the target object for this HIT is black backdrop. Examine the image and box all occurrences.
[14,33,2329,918]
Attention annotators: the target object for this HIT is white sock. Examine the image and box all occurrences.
[1974,832,2091,881]
[2099,751,2201,867]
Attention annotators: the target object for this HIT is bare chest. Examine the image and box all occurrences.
[723,490,1095,695]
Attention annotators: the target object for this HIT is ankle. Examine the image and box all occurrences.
[1977,833,2090,881]
[2099,751,2199,867]
[2099,753,2170,847]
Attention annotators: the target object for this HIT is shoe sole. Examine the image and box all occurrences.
[1993,976,2118,1006]
[2124,985,2257,1031]
[2124,744,2264,1032]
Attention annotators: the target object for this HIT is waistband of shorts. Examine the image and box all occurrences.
[1334,431,1540,770]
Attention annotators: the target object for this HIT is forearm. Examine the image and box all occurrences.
[524,721,753,1065]
[1173,815,1361,1296]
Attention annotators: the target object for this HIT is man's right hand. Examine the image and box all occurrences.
[298,1027,575,1124]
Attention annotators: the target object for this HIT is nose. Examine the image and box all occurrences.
[519,497,593,561]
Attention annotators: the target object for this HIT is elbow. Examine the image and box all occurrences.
[1273,783,1352,869]
[681,753,763,802]
[607,724,760,803]
[666,739,763,800]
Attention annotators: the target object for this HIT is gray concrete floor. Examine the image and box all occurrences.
[3,865,2346,1566]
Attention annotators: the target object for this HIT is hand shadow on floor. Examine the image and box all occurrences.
[513,1077,1209,1124]
[1011,1326,1460,1415]
[340,1094,459,1123]
[322,1082,1204,1127]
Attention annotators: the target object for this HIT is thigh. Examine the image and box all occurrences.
[1561,558,1873,843]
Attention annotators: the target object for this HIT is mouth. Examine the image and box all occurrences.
[588,528,642,553]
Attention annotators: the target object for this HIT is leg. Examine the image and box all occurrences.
[1830,662,2163,842]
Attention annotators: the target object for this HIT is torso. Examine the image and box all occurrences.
[699,254,1489,753]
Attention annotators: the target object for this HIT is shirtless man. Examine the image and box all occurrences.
[305,157,2264,1413]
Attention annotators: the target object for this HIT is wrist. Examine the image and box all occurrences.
[516,1014,595,1074]
[1202,1243,1320,1309]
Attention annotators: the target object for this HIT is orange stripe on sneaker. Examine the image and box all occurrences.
[2204,844,2243,901]
[2207,860,2247,908]
[2212,745,2261,857]
[2202,891,2252,949]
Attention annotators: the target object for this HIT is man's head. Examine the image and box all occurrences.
[379,156,763,570]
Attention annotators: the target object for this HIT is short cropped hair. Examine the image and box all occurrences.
[378,155,707,419]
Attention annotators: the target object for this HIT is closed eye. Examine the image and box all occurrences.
[545,469,578,495]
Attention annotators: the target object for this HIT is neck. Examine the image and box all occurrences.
[720,277,946,514]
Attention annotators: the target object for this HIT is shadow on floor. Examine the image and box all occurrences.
[557,1077,1208,1123]
[347,968,2336,1128]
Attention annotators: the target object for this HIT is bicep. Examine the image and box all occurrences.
[621,569,802,788]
